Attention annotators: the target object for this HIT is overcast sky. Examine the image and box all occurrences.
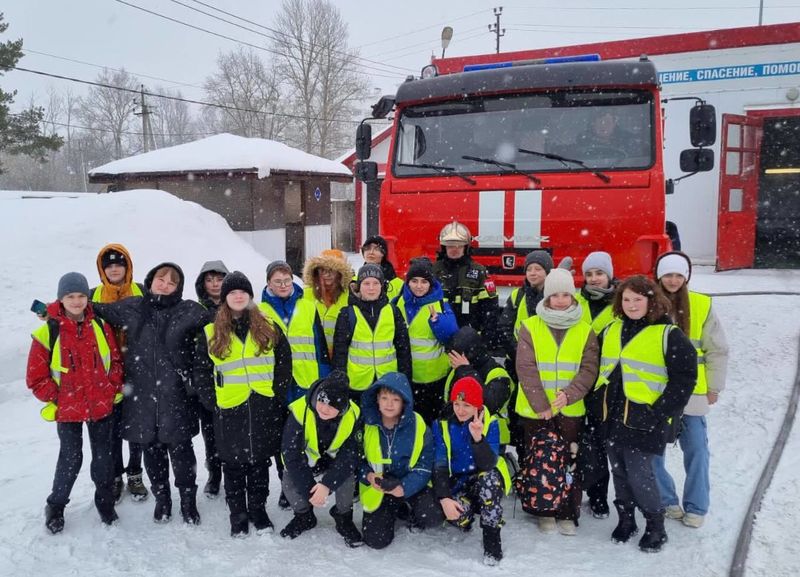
[3,0,799,113]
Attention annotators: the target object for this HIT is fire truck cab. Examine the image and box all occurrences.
[355,55,715,284]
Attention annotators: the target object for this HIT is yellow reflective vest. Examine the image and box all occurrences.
[510,287,533,341]
[687,291,711,396]
[203,323,276,409]
[346,305,398,392]
[395,296,449,384]
[575,292,616,335]
[305,286,349,356]
[595,321,672,426]
[439,414,511,495]
[360,412,426,512]
[259,299,319,390]
[31,319,113,422]
[515,316,592,419]
[443,366,514,446]
[287,396,360,466]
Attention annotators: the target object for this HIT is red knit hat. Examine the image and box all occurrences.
[450,376,483,409]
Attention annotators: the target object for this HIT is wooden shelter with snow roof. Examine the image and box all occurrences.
[88,133,353,271]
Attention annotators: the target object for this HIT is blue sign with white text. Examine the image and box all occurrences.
[658,60,800,84]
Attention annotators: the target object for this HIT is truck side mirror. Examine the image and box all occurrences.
[680,148,715,172]
[356,123,372,161]
[355,161,378,183]
[690,104,716,147]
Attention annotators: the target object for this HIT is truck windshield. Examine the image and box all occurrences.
[394,89,654,177]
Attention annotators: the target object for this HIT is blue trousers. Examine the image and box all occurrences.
[652,415,710,516]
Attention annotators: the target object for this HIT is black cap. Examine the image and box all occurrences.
[220,271,253,302]
[524,250,553,274]
[101,249,127,270]
[361,235,388,255]
[406,256,434,284]
[315,370,350,413]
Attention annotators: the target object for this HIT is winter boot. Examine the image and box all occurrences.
[280,510,317,539]
[127,473,149,502]
[45,503,65,535]
[248,507,274,534]
[611,500,638,544]
[113,476,124,503]
[330,506,363,548]
[99,507,119,526]
[152,483,172,524]
[482,526,503,566]
[203,463,222,499]
[590,498,610,519]
[639,511,668,553]
[230,512,250,538]
[278,491,291,510]
[179,487,201,525]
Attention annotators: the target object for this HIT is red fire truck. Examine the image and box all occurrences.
[355,54,715,284]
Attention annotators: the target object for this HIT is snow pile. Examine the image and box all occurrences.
[0,189,798,576]
[89,133,353,179]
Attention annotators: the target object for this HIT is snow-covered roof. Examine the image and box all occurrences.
[89,133,352,179]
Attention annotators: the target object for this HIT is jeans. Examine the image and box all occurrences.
[652,415,710,516]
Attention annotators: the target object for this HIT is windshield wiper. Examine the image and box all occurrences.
[397,162,476,185]
[517,148,610,183]
[461,155,541,185]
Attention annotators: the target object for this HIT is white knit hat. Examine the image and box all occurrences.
[582,251,614,279]
[656,253,691,280]
[543,268,575,299]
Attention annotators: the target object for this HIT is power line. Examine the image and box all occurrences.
[510,22,709,31]
[370,25,487,59]
[11,66,361,125]
[354,9,488,49]
[178,0,416,74]
[505,3,800,9]
[12,114,216,138]
[111,0,405,81]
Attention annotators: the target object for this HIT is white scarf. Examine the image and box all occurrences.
[535,300,584,330]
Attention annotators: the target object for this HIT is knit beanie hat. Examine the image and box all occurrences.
[450,376,483,409]
[357,263,385,288]
[57,272,91,300]
[266,260,292,281]
[361,235,388,255]
[101,249,127,270]
[321,248,346,261]
[524,250,553,274]
[406,257,435,284]
[220,271,254,302]
[543,268,576,300]
[582,251,614,279]
[314,370,351,413]
[656,252,691,281]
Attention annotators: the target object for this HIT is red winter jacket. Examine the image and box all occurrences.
[26,302,124,423]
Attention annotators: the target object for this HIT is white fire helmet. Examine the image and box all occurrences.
[439,221,472,246]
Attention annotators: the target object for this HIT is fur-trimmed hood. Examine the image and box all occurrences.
[302,253,353,301]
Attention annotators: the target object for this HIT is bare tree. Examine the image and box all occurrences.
[76,68,139,160]
[203,47,290,140]
[150,86,197,148]
[272,0,367,157]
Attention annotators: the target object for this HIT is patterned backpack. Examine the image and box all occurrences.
[514,427,571,514]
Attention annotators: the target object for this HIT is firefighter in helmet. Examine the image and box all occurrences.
[432,222,499,347]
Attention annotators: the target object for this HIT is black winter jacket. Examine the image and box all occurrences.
[93,262,207,445]
[281,379,361,499]
[497,280,544,362]
[193,315,292,464]
[331,295,412,381]
[448,327,512,415]
[590,316,697,455]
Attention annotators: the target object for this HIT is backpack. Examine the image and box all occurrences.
[514,426,571,514]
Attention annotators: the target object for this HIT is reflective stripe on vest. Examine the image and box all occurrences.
[91,283,143,303]
[31,319,112,422]
[575,293,616,335]
[306,288,348,354]
[396,296,449,384]
[439,415,511,495]
[595,321,671,406]
[259,299,319,389]
[688,291,711,396]
[346,305,398,391]
[514,316,592,419]
[288,396,360,466]
[204,323,276,409]
[511,288,532,341]
[360,413,426,512]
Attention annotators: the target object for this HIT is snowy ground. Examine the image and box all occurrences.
[0,189,798,576]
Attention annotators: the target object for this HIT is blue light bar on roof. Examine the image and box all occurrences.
[463,53,601,72]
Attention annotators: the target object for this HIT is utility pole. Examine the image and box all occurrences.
[488,7,505,54]
[134,85,157,152]
[758,0,764,25]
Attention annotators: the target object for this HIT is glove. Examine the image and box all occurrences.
[374,474,401,491]
[557,256,574,275]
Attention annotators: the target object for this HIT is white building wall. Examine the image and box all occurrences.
[305,224,331,258]
[646,43,800,263]
[237,229,285,262]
